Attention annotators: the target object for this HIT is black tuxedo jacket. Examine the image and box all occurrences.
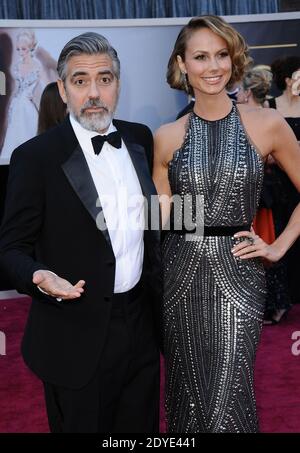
[0,116,162,388]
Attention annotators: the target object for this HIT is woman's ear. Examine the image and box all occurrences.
[177,55,186,75]
[285,76,293,88]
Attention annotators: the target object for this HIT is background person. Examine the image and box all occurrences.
[37,81,67,134]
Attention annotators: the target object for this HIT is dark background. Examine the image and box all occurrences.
[279,0,300,12]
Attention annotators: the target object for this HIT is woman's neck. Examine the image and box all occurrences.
[280,88,300,106]
[20,54,32,65]
[275,88,300,117]
[246,97,262,108]
[193,91,233,121]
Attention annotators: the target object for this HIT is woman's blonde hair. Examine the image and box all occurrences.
[16,29,37,52]
[242,66,272,105]
[167,15,252,96]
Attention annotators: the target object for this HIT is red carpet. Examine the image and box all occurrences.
[0,297,48,433]
[255,305,300,433]
[1,297,300,433]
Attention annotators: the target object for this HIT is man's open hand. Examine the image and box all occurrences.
[33,270,85,300]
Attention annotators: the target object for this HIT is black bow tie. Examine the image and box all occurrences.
[91,131,122,155]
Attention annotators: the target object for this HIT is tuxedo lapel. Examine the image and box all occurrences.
[125,141,153,198]
[114,122,160,238]
[113,122,155,199]
[60,120,112,249]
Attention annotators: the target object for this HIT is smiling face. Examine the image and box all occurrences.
[57,52,120,133]
[177,27,232,97]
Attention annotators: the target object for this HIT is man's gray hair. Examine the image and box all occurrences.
[57,32,120,81]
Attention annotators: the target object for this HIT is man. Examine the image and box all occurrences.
[0,33,162,433]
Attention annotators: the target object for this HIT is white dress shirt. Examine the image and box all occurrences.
[70,114,144,293]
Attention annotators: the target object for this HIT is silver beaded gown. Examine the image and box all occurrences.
[163,104,266,433]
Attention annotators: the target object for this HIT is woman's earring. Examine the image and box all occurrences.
[182,72,189,93]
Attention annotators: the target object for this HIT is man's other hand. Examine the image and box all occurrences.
[33,270,85,300]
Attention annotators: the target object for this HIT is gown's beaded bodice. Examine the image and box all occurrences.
[168,104,264,227]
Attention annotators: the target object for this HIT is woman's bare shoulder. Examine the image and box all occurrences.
[155,114,189,139]
[237,103,285,130]
[236,103,291,158]
[154,114,190,164]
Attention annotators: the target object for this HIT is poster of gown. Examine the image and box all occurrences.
[0,29,57,161]
[0,13,300,165]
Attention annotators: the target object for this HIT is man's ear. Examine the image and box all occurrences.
[57,79,67,104]
[177,55,186,75]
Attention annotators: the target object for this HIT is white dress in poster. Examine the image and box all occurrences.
[0,29,57,160]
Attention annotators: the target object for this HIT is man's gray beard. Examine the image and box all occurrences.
[73,109,113,133]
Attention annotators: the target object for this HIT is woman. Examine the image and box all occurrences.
[237,66,272,108]
[37,82,67,134]
[236,67,276,243]
[1,30,48,159]
[236,67,291,325]
[153,15,300,433]
[261,57,300,324]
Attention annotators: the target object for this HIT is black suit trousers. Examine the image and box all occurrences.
[43,283,160,433]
